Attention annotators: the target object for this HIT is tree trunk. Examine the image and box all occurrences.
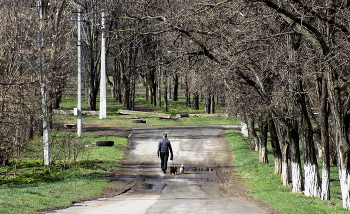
[275,124,291,185]
[163,71,168,112]
[304,163,321,197]
[269,119,282,174]
[113,59,122,103]
[241,121,249,138]
[152,73,157,105]
[326,67,350,209]
[184,75,191,107]
[53,91,62,109]
[282,144,291,186]
[240,113,249,138]
[317,77,330,200]
[156,54,162,107]
[89,83,98,111]
[289,125,303,193]
[87,44,100,111]
[296,84,320,197]
[84,20,100,111]
[129,42,138,110]
[130,71,135,110]
[121,67,130,109]
[146,69,157,105]
[249,119,259,151]
[210,94,215,114]
[192,91,199,110]
[204,90,211,114]
[88,44,99,111]
[173,74,179,101]
[258,117,268,163]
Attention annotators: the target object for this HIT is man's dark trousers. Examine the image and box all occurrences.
[160,152,169,172]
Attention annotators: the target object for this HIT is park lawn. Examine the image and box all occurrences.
[0,133,127,214]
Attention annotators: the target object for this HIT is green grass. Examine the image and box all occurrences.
[55,88,238,126]
[0,177,107,214]
[59,82,235,126]
[54,113,238,127]
[225,130,347,214]
[0,133,127,214]
[180,115,238,125]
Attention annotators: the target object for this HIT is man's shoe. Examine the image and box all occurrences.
[162,170,166,174]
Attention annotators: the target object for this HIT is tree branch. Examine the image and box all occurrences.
[173,26,219,63]
[255,0,329,55]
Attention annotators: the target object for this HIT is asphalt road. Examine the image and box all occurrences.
[47,125,275,214]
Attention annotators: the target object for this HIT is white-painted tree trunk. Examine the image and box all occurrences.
[291,161,302,193]
[318,147,322,158]
[339,163,350,209]
[281,160,289,185]
[321,165,330,200]
[281,145,290,185]
[304,163,321,197]
[254,137,259,152]
[259,145,268,163]
[274,156,282,174]
[241,121,249,137]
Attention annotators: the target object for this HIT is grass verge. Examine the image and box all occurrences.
[0,133,127,214]
[225,130,347,214]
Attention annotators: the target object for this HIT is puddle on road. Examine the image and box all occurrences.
[142,182,154,189]
[117,176,155,190]
[191,167,215,172]
[191,177,214,182]
[134,177,146,182]
[116,166,216,192]
[188,167,216,183]
[117,176,134,182]
[204,178,214,182]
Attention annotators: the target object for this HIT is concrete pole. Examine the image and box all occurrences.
[38,0,50,166]
[99,10,107,119]
[77,7,82,136]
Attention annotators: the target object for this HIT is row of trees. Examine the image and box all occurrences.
[2,0,350,210]
[0,0,74,165]
[208,0,350,209]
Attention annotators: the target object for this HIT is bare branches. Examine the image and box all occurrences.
[173,26,219,63]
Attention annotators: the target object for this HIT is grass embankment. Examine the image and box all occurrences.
[0,134,127,214]
[225,130,347,214]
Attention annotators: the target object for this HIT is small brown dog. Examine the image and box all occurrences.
[169,165,177,175]
[179,164,184,174]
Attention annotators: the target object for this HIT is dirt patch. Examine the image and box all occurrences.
[133,101,155,112]
[83,124,133,138]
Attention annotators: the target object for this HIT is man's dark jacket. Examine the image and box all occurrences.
[158,138,173,155]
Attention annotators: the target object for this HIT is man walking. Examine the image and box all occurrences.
[157,134,173,174]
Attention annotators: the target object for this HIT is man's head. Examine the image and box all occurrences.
[163,134,167,138]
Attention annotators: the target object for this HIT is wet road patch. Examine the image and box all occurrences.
[117,176,157,191]
[190,167,215,172]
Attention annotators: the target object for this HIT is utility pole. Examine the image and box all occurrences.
[77,7,82,136]
[99,10,107,119]
[38,0,50,166]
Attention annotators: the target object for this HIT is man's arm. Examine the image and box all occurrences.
[168,141,173,156]
[157,141,161,157]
